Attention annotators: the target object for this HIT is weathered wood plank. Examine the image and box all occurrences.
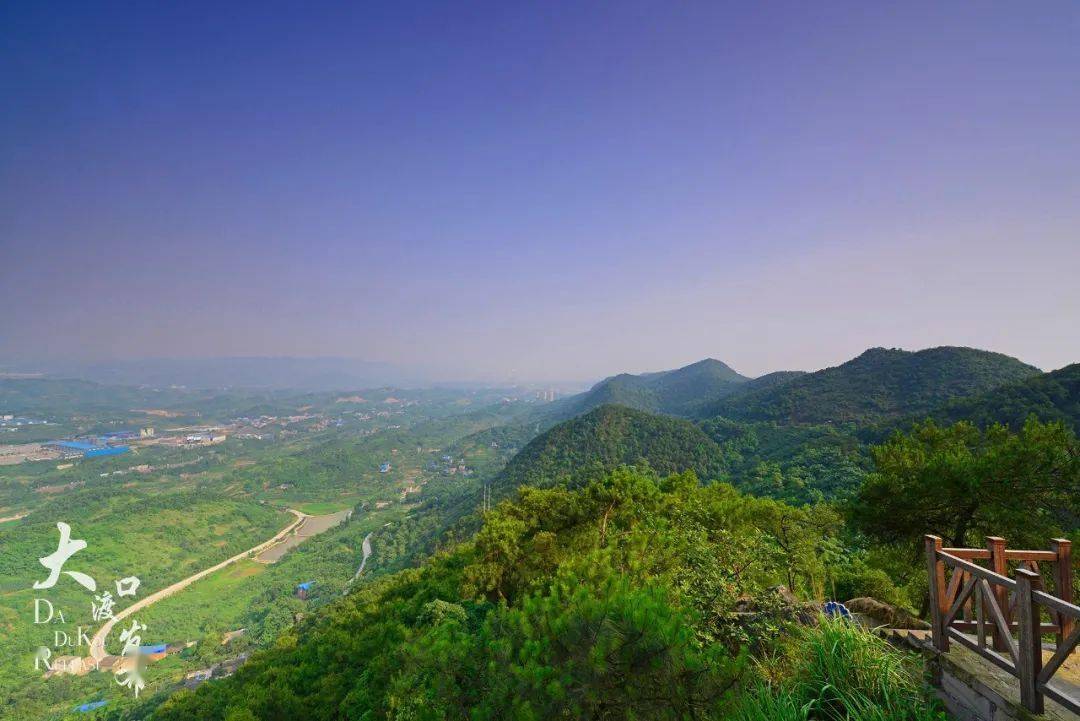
[944,565,964,608]
[945,627,1016,675]
[950,620,1058,634]
[939,547,1056,562]
[1052,538,1074,649]
[945,575,978,627]
[926,535,948,652]
[987,536,1010,653]
[1041,684,1080,716]
[1038,623,1080,686]
[1016,568,1045,714]
[1032,588,1080,619]
[975,581,986,648]
[979,578,1018,665]
[1004,550,1057,561]
[942,548,990,559]
[939,552,1016,589]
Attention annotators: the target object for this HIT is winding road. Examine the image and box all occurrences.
[87,508,307,662]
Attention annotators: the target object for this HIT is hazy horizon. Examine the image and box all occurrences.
[0,344,1056,391]
[3,2,1079,380]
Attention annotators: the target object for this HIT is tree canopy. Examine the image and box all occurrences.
[850,417,1080,548]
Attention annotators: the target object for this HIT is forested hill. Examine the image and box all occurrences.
[925,362,1080,431]
[704,346,1040,425]
[496,404,729,493]
[543,358,752,421]
[735,370,807,394]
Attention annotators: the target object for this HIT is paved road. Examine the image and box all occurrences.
[87,508,307,661]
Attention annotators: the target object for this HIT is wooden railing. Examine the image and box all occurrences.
[925,535,1079,715]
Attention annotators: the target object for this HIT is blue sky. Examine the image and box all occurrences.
[2,1,1078,382]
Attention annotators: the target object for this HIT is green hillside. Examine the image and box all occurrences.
[738,369,807,392]
[688,370,806,419]
[705,346,1040,425]
[497,404,730,493]
[926,363,1080,431]
[150,467,943,721]
[542,358,751,421]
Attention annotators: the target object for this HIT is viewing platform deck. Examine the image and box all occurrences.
[917,536,1080,720]
[886,628,1080,720]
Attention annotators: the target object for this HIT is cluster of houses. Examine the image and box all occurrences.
[46,642,192,679]
[0,414,50,430]
[183,652,250,690]
[65,630,254,709]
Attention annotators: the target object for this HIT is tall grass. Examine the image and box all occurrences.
[735,617,947,721]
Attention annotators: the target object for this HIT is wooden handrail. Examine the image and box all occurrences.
[941,548,1058,562]
[925,534,1080,715]
[1006,550,1059,561]
[937,550,1017,590]
[1033,588,1080,620]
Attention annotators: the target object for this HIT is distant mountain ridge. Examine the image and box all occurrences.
[5,357,442,391]
[495,346,1054,508]
[704,346,1040,425]
[542,358,754,421]
[535,346,1040,428]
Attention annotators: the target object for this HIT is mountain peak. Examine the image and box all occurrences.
[708,346,1040,425]
[549,358,751,421]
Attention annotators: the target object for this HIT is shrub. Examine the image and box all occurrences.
[736,618,946,721]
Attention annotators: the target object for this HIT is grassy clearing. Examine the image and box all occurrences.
[292,498,360,515]
[736,618,946,721]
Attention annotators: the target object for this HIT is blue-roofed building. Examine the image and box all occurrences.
[75,700,107,713]
[47,440,130,459]
[296,581,315,600]
[379,462,391,473]
[139,643,167,660]
[85,445,130,458]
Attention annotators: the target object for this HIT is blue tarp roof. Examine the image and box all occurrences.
[85,446,129,457]
[75,700,107,712]
[139,644,167,654]
[297,582,314,590]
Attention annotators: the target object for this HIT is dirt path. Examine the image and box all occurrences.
[87,508,307,661]
[0,512,27,524]
[351,532,373,582]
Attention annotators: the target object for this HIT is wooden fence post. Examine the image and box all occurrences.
[1016,568,1045,714]
[1051,538,1074,651]
[987,536,1009,652]
[925,535,948,652]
